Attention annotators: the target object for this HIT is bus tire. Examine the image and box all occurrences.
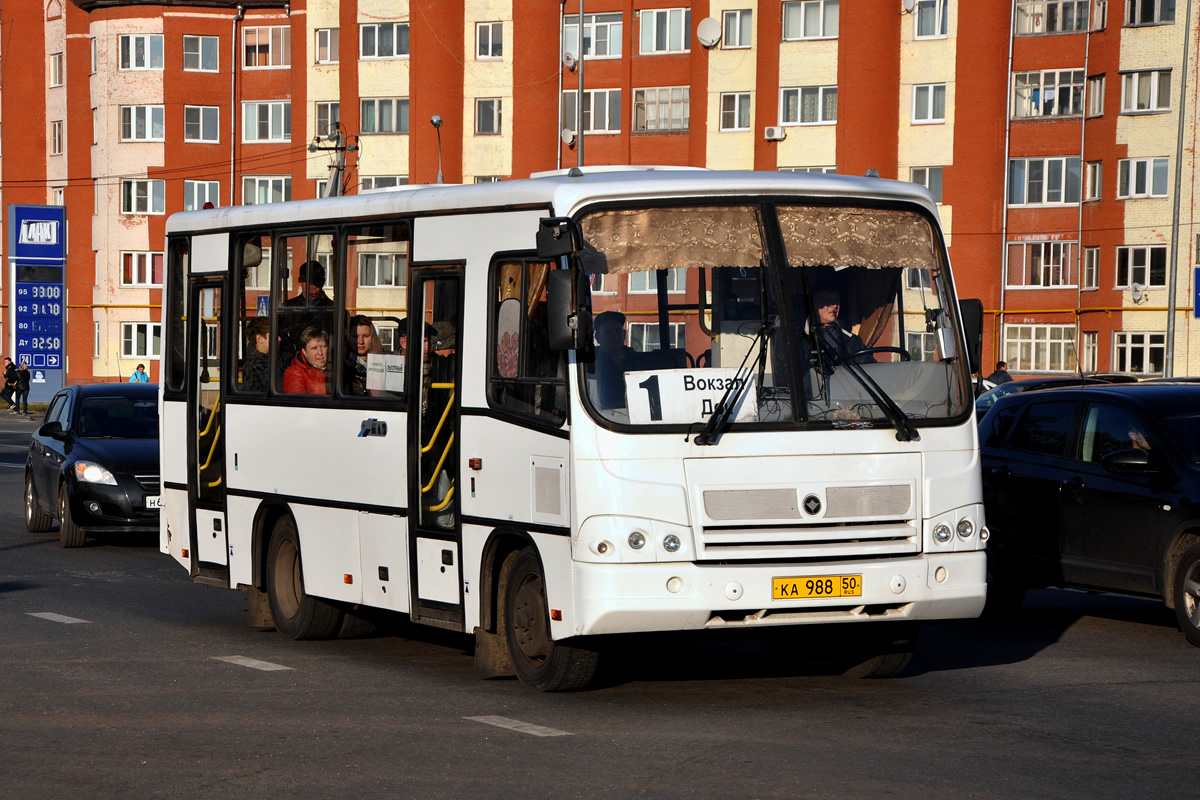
[502,547,598,691]
[25,474,52,533]
[266,517,343,640]
[832,623,918,679]
[58,484,86,548]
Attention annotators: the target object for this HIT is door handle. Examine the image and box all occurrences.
[1062,476,1084,490]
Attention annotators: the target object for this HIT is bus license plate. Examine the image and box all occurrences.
[772,575,862,600]
[145,496,162,509]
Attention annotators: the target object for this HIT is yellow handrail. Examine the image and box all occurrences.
[420,387,455,454]
[199,424,221,471]
[207,475,223,488]
[427,483,455,512]
[199,395,221,437]
[421,432,455,494]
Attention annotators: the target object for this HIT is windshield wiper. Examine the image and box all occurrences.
[692,321,772,446]
[815,327,920,442]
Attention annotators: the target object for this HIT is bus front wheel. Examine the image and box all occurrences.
[831,622,918,679]
[502,547,598,691]
[266,517,343,640]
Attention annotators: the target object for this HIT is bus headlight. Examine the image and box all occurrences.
[956,519,975,539]
[933,524,952,544]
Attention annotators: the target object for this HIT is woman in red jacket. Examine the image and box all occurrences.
[283,326,330,395]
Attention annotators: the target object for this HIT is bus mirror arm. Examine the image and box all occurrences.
[536,217,581,258]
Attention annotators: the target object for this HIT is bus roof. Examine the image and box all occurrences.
[164,167,941,236]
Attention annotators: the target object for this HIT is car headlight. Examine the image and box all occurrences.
[75,461,117,485]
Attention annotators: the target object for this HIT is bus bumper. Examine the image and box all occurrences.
[567,551,986,637]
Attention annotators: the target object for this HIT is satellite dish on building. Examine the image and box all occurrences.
[562,52,577,72]
[902,0,917,12]
[561,128,577,147]
[1131,283,1145,304]
[696,17,721,49]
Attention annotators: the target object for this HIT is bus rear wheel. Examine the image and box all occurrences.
[266,517,343,640]
[502,547,598,691]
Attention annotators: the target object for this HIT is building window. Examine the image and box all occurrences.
[906,268,933,290]
[1081,331,1098,371]
[360,22,410,59]
[562,89,622,133]
[361,98,409,134]
[906,331,936,361]
[780,166,837,174]
[122,323,162,358]
[1013,70,1085,118]
[243,176,291,205]
[52,187,64,205]
[723,9,752,48]
[1006,241,1079,287]
[1008,156,1082,204]
[1117,157,1168,198]
[184,180,220,211]
[1004,324,1077,372]
[720,92,752,131]
[1116,245,1167,287]
[629,268,685,293]
[1121,70,1171,112]
[49,52,63,86]
[358,252,406,288]
[120,105,165,141]
[1083,246,1099,289]
[184,106,219,143]
[1093,0,1109,29]
[782,86,837,124]
[50,121,63,156]
[639,8,691,54]
[630,322,686,353]
[315,28,339,64]
[1085,161,1102,200]
[634,86,689,132]
[1087,75,1105,116]
[1114,332,1165,374]
[475,175,502,184]
[477,22,502,59]
[242,101,291,142]
[316,101,339,138]
[475,98,502,134]
[910,167,943,203]
[90,38,97,73]
[361,176,408,191]
[121,179,165,214]
[913,84,946,123]
[1015,0,1089,33]
[121,251,164,287]
[914,0,949,37]
[184,35,219,71]
[1126,0,1175,24]
[243,26,290,68]
[563,13,622,59]
[782,0,839,39]
[119,34,163,70]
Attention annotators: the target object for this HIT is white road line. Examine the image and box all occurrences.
[0,463,26,469]
[27,612,90,624]
[465,715,573,737]
[212,655,293,672]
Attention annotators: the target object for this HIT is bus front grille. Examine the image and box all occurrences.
[697,521,918,560]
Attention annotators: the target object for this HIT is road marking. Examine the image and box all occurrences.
[27,612,89,624]
[212,655,293,672]
[465,715,572,737]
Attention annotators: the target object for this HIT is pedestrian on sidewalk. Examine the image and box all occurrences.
[1,357,17,410]
[129,363,149,382]
[14,363,30,414]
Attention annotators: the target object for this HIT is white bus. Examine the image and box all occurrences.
[161,168,987,690]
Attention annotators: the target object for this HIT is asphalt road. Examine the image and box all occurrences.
[0,412,1195,799]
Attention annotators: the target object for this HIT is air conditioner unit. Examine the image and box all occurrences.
[764,126,786,142]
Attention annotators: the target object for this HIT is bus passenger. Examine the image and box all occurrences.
[282,326,331,395]
[242,317,271,392]
[348,315,383,395]
[283,261,333,309]
[593,310,641,409]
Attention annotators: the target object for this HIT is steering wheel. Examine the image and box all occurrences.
[856,346,911,361]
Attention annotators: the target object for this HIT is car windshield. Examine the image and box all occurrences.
[76,396,159,439]
[580,202,972,433]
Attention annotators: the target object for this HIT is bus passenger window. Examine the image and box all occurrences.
[275,233,336,392]
[236,232,272,394]
[489,260,566,423]
[341,222,410,399]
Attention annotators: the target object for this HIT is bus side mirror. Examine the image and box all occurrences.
[548,269,580,350]
[959,298,983,375]
[536,217,581,259]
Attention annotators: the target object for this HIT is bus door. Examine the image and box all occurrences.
[408,270,463,628]
[190,280,228,574]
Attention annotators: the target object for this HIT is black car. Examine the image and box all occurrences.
[979,382,1200,645]
[24,383,160,547]
[975,373,1138,421]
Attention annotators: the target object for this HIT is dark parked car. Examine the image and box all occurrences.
[24,383,160,547]
[979,382,1200,645]
[975,373,1138,421]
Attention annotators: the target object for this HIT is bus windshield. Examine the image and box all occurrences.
[580,202,971,432]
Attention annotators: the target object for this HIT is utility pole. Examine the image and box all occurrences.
[308,131,358,197]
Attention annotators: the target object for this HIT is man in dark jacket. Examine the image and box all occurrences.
[14,363,30,414]
[1,357,17,410]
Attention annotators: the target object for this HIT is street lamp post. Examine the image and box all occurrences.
[430,115,443,184]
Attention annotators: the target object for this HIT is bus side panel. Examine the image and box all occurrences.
[226,494,260,588]
[359,512,409,612]
[293,504,363,605]
[458,416,570,530]
[161,487,190,567]
[534,532,577,640]
[160,399,189,563]
[161,400,189,487]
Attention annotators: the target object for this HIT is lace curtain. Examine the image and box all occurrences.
[580,206,764,274]
[777,206,939,272]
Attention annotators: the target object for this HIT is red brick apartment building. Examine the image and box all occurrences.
[1,0,1197,386]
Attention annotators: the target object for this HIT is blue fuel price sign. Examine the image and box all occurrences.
[15,282,64,368]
